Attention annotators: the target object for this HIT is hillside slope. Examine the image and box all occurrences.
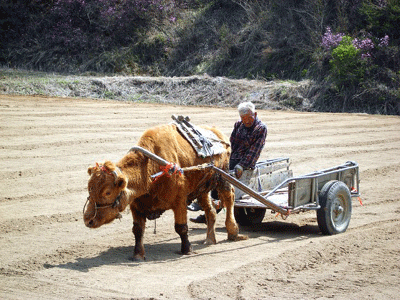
[1,1,399,114]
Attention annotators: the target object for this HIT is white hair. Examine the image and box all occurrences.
[238,102,255,116]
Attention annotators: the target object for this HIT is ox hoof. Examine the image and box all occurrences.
[180,245,194,255]
[131,255,146,262]
[204,238,217,245]
[228,233,248,241]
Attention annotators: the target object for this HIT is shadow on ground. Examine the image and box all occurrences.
[44,220,320,272]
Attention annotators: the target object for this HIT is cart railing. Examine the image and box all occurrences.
[287,161,360,211]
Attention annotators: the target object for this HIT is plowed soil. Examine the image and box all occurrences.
[1,95,399,300]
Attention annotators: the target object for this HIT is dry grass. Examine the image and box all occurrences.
[0,68,314,111]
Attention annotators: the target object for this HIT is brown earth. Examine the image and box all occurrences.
[0,94,399,300]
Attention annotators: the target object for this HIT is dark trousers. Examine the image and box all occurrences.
[229,158,240,170]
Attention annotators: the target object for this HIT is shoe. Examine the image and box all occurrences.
[187,202,202,211]
[189,214,206,224]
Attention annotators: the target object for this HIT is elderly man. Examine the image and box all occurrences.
[189,101,268,223]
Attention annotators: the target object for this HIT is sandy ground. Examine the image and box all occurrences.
[0,94,399,300]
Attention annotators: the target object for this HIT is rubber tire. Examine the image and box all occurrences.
[317,180,352,235]
[234,207,266,226]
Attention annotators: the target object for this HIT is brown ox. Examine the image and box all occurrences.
[84,124,246,260]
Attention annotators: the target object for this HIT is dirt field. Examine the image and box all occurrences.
[1,94,399,300]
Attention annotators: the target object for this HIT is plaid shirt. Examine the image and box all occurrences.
[230,116,267,169]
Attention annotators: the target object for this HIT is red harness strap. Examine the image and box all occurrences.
[94,162,112,174]
[152,163,183,183]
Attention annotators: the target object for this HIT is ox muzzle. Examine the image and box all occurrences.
[83,193,123,228]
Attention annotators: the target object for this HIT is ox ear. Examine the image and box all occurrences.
[116,175,127,189]
[88,166,95,176]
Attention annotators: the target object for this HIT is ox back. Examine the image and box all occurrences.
[171,115,227,158]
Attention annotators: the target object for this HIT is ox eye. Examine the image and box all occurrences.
[105,191,111,196]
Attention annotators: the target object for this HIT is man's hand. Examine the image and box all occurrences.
[234,164,243,179]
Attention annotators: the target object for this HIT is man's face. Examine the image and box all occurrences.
[240,112,257,128]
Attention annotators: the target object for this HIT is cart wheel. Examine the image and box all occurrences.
[234,207,266,226]
[317,180,352,235]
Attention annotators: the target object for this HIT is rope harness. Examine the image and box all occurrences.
[83,193,123,223]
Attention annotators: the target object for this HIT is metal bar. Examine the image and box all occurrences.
[286,162,359,182]
[211,166,289,215]
[304,161,358,177]
[128,146,169,166]
[290,203,320,213]
[311,177,316,204]
[293,181,298,208]
[257,157,289,164]
[356,167,360,195]
[314,177,318,205]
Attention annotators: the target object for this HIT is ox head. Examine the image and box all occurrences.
[84,161,130,228]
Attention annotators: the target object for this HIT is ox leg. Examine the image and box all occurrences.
[131,208,146,261]
[175,223,192,255]
[197,193,217,244]
[173,202,193,255]
[218,183,248,241]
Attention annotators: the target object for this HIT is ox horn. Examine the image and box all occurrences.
[111,166,123,183]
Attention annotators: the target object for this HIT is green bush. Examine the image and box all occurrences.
[330,36,362,84]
